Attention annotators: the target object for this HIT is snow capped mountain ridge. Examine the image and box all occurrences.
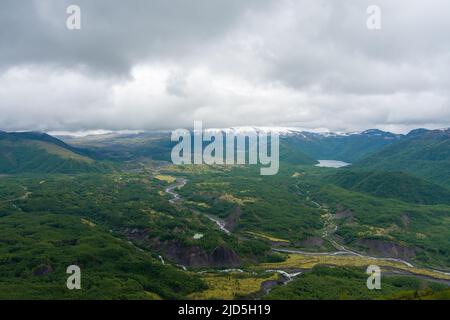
[200,127,401,138]
[203,127,307,136]
[51,126,450,139]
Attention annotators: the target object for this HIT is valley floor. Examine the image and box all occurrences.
[0,161,449,300]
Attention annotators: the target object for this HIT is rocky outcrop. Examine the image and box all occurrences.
[123,228,241,268]
[356,239,416,260]
[299,236,326,250]
[151,239,241,268]
[210,245,241,267]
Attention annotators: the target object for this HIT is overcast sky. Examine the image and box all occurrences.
[1,0,450,133]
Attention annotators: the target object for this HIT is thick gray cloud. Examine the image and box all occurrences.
[0,0,450,133]
[0,0,270,74]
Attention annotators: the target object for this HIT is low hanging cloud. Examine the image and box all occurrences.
[0,0,450,133]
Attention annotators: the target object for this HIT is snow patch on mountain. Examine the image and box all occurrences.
[203,127,308,137]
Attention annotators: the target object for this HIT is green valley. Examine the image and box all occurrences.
[0,128,449,300]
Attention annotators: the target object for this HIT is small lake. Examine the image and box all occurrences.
[315,160,351,168]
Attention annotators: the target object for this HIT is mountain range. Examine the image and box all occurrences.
[1,127,449,188]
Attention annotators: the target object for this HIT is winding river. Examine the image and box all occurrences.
[165,178,231,234]
[163,177,450,285]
